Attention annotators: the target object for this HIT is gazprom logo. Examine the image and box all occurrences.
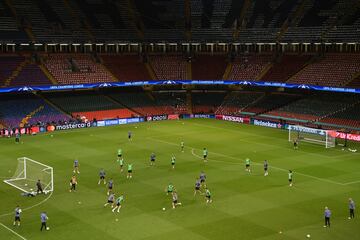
[17,86,34,91]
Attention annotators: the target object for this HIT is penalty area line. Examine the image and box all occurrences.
[0,222,27,240]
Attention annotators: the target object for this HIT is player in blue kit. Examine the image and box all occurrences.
[73,159,80,174]
[194,178,202,196]
[150,153,156,166]
[98,169,106,185]
[13,206,21,226]
[104,193,115,208]
[200,171,206,187]
[107,179,113,195]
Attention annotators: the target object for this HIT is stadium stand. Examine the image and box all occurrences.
[242,93,300,115]
[267,93,359,121]
[0,55,25,86]
[288,54,360,86]
[101,55,150,81]
[192,91,227,114]
[228,54,272,80]
[44,54,115,84]
[150,55,187,80]
[261,55,311,83]
[215,91,264,115]
[192,54,228,80]
[10,63,52,86]
[0,93,70,128]
[321,102,360,128]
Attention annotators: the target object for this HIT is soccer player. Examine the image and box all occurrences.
[15,132,20,144]
[324,206,331,228]
[36,179,43,194]
[288,170,293,187]
[194,178,201,196]
[117,148,123,161]
[172,191,182,209]
[73,159,80,174]
[348,198,355,219]
[13,206,21,226]
[200,171,206,187]
[150,152,156,166]
[203,148,208,162]
[107,178,113,195]
[264,160,269,176]
[180,141,184,152]
[40,212,48,231]
[98,169,106,185]
[128,131,132,141]
[293,139,298,150]
[171,156,176,169]
[112,195,124,213]
[166,183,174,195]
[117,157,124,172]
[104,193,115,208]
[69,175,77,192]
[245,158,251,172]
[127,163,133,179]
[205,188,212,204]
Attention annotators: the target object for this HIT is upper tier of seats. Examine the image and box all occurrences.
[192,55,228,80]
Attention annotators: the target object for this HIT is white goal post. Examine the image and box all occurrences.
[288,125,336,148]
[3,157,54,194]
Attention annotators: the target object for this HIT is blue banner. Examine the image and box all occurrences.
[1,80,359,94]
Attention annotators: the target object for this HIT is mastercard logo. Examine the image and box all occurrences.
[47,125,55,132]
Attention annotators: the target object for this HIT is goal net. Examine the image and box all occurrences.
[288,125,336,148]
[4,157,54,194]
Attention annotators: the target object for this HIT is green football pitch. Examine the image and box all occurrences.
[0,119,359,240]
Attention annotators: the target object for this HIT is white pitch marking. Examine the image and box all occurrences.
[0,222,27,240]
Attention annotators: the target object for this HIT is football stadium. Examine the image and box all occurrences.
[0,0,360,239]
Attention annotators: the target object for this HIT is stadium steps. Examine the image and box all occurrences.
[276,0,308,42]
[126,0,145,40]
[105,94,143,116]
[317,99,360,122]
[20,105,44,127]
[184,0,191,40]
[145,63,157,80]
[186,89,193,114]
[215,91,232,114]
[256,62,273,80]
[63,0,94,41]
[222,63,233,80]
[239,93,266,113]
[100,61,119,82]
[345,71,360,87]
[233,0,251,39]
[3,59,30,87]
[187,61,192,80]
[36,92,72,117]
[285,55,319,83]
[39,64,57,85]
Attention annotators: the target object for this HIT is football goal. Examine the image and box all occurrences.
[4,157,54,194]
[288,125,336,148]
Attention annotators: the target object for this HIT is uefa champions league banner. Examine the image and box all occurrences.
[1,80,359,94]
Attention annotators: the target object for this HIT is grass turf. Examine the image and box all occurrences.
[0,119,359,240]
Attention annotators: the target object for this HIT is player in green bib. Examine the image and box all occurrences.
[112,195,124,213]
[117,158,124,172]
[180,141,184,152]
[245,158,251,172]
[127,164,133,179]
[171,156,176,169]
[205,188,212,203]
[203,148,208,162]
[166,183,174,195]
[288,170,293,187]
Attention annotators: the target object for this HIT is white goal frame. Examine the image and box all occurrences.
[288,125,336,148]
[3,157,54,193]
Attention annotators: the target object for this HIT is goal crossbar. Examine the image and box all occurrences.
[288,125,336,148]
[3,157,54,194]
